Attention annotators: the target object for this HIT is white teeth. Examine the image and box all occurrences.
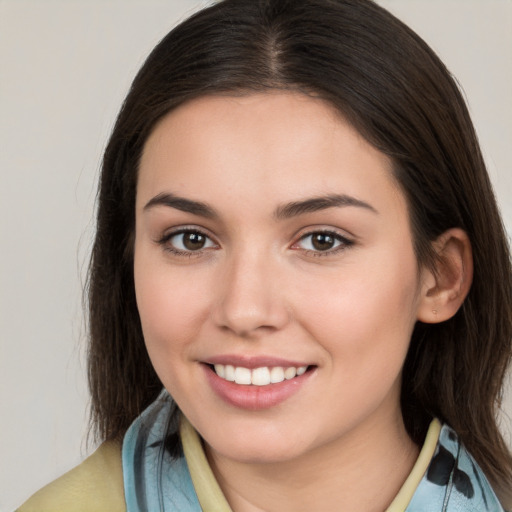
[214,364,225,378]
[296,366,307,376]
[234,366,252,385]
[270,366,285,383]
[251,367,271,386]
[284,367,297,380]
[212,364,308,385]
[225,364,235,382]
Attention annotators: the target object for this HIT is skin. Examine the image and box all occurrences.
[133,93,468,511]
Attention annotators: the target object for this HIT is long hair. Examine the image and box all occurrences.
[87,0,512,503]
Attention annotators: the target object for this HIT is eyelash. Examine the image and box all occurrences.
[156,227,218,257]
[156,227,354,258]
[292,230,354,257]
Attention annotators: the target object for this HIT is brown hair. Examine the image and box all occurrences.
[87,0,512,503]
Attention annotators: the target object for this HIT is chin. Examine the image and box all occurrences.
[211,439,307,465]
[200,420,314,465]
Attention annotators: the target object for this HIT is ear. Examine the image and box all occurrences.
[417,228,473,324]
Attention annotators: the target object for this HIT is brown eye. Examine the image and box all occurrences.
[167,230,216,252]
[311,233,336,251]
[294,231,352,254]
[183,232,206,250]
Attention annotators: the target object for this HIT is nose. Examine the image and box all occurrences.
[213,249,290,338]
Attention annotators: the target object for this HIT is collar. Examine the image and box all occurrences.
[180,416,442,512]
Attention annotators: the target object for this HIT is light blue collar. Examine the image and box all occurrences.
[123,391,505,512]
[122,391,201,512]
[406,424,504,511]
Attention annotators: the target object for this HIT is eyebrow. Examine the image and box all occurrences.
[143,192,378,219]
[273,194,378,219]
[144,193,217,218]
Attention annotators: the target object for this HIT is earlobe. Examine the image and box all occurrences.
[417,228,473,324]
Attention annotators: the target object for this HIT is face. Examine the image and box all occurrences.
[134,93,426,465]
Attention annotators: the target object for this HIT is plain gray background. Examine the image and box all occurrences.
[1,1,511,510]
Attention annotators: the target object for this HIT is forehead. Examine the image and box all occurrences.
[137,92,404,218]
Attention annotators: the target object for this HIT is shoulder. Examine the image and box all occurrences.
[17,441,125,512]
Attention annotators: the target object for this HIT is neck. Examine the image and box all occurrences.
[205,408,419,512]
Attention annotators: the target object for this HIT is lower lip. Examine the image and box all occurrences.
[203,365,314,410]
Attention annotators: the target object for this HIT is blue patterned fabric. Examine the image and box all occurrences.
[122,393,505,511]
[406,424,504,511]
[122,392,201,512]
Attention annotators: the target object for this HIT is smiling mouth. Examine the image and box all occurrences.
[207,364,312,386]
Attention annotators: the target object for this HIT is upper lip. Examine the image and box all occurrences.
[203,354,312,369]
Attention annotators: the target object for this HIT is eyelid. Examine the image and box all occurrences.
[290,227,355,255]
[156,225,219,255]
[155,225,354,257]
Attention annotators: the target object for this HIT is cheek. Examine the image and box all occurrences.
[295,249,420,369]
[133,253,210,366]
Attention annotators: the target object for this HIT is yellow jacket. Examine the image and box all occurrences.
[17,441,125,512]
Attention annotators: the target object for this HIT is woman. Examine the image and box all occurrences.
[18,0,512,510]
